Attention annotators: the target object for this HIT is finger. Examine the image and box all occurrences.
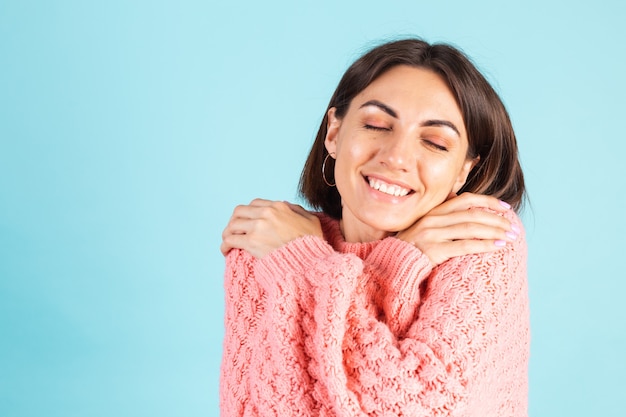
[249,200,297,219]
[431,238,511,262]
[431,192,512,215]
[242,199,308,218]
[430,221,519,243]
[228,199,280,221]
[231,202,281,221]
[220,233,241,256]
[229,204,255,221]
[248,198,278,207]
[421,209,515,231]
[220,240,233,256]
[222,216,256,237]
[220,233,255,256]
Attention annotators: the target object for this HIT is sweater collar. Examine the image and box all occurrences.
[316,213,382,260]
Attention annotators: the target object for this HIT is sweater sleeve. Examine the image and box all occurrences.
[220,248,267,415]
[253,213,529,416]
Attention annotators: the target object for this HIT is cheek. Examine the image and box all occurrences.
[334,158,359,195]
[335,138,370,176]
[419,157,464,189]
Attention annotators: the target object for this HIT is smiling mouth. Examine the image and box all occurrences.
[367,176,413,197]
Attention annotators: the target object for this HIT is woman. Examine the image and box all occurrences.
[220,38,529,416]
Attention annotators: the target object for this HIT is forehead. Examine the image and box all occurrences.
[359,65,457,106]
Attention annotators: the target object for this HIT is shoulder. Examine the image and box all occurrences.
[314,212,343,241]
[436,209,527,283]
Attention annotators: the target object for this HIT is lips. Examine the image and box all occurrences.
[367,176,413,197]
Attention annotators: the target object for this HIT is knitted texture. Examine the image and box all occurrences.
[220,212,529,416]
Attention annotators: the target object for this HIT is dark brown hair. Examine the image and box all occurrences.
[299,38,525,219]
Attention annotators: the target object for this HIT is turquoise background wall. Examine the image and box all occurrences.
[1,0,625,415]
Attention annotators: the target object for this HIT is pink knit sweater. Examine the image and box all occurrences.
[220,212,529,416]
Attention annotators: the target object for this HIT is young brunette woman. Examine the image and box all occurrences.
[220,38,528,417]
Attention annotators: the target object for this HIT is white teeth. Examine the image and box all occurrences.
[368,177,410,197]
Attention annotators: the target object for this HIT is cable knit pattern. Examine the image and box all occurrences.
[220,212,529,416]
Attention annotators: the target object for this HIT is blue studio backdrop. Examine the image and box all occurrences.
[1,1,625,416]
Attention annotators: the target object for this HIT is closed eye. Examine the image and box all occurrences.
[424,140,448,152]
[364,124,390,132]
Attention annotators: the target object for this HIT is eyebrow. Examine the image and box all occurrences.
[422,119,461,137]
[360,99,461,137]
[359,100,398,118]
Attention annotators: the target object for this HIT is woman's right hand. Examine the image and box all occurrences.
[395,193,521,266]
[220,199,323,259]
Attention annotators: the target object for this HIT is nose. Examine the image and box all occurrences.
[378,131,416,171]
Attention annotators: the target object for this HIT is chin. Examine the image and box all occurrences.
[363,216,416,235]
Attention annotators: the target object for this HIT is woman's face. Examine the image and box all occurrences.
[325,65,477,243]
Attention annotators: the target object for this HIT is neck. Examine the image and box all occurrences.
[339,218,392,243]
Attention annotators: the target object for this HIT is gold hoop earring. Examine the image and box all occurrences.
[322,153,336,187]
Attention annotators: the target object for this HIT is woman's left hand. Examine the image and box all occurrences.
[395,192,518,266]
[220,199,323,259]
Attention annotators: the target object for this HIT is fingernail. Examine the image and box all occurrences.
[511,223,521,234]
[505,231,518,240]
[499,200,511,209]
[495,240,507,247]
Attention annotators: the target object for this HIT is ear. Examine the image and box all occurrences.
[452,156,480,194]
[324,107,341,156]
